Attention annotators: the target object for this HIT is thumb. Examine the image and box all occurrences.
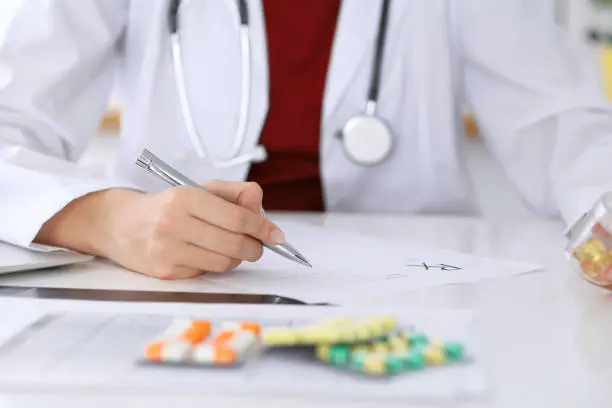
[201,180,263,214]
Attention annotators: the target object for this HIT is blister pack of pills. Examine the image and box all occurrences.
[262,316,397,346]
[315,331,466,376]
[140,315,468,378]
[142,319,262,366]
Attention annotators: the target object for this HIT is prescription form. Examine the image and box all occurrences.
[0,297,487,402]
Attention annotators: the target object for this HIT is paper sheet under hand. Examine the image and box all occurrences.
[200,222,544,304]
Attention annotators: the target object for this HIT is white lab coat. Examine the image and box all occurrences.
[0,0,611,249]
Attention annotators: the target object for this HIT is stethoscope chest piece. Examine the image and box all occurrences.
[339,115,393,166]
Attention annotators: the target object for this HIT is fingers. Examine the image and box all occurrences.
[169,213,263,262]
[149,241,241,279]
[203,180,263,214]
[176,243,241,273]
[183,187,284,244]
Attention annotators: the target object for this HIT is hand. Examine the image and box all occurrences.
[36,181,283,279]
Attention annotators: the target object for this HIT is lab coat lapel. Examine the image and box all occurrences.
[323,0,383,120]
[244,0,269,154]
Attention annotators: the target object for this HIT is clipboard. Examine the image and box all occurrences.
[0,286,332,306]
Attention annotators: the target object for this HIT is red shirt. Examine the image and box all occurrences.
[247,0,341,211]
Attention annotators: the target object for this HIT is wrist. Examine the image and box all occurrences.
[35,188,142,257]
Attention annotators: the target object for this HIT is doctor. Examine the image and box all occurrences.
[1,0,612,280]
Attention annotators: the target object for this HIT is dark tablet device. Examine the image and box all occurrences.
[0,286,329,305]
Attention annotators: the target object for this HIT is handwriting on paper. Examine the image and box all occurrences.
[383,262,463,280]
[405,262,463,271]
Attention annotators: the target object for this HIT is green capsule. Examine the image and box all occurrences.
[350,351,368,370]
[329,345,350,366]
[384,354,403,374]
[402,350,425,370]
[444,342,465,361]
[408,332,429,347]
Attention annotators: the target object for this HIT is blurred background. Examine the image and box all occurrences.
[0,0,610,220]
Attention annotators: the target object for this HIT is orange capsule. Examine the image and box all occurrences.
[213,330,236,346]
[144,341,165,362]
[215,346,237,365]
[240,322,261,335]
[179,320,211,345]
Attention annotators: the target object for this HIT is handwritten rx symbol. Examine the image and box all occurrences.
[404,262,463,271]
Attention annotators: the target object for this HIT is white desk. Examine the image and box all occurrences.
[0,214,609,408]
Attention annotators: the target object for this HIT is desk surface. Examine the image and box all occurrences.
[0,214,610,408]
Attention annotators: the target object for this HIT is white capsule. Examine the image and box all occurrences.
[160,341,191,363]
[162,318,195,338]
[191,344,216,364]
[220,321,241,331]
[226,330,257,356]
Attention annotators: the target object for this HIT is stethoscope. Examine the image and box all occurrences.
[169,0,393,168]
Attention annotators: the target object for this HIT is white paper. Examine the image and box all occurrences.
[0,242,92,275]
[0,297,487,402]
[200,222,544,303]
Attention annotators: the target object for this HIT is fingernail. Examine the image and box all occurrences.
[270,229,285,244]
[260,207,266,217]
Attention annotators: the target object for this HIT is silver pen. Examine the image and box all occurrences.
[135,149,312,267]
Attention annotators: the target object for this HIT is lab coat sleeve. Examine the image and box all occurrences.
[456,0,612,227]
[0,0,135,249]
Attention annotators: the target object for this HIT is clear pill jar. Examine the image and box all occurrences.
[566,192,612,289]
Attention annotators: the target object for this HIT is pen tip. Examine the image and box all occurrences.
[295,253,312,268]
